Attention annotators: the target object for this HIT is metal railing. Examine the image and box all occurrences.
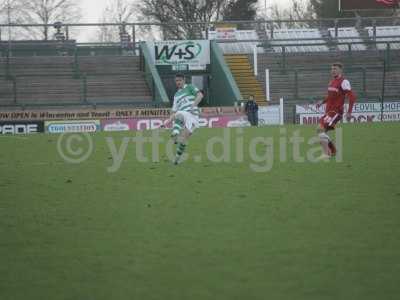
[0,16,399,42]
[0,41,148,106]
[249,39,400,80]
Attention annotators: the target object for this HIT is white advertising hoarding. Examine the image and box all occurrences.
[148,40,210,69]
[258,106,281,125]
[296,102,400,124]
[216,27,237,40]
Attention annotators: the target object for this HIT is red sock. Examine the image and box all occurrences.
[328,141,336,156]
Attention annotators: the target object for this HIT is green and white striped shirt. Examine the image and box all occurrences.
[172,84,201,116]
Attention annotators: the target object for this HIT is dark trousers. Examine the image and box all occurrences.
[247,112,258,126]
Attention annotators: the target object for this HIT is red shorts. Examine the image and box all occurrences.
[319,111,342,131]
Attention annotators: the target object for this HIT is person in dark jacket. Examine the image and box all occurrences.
[245,95,259,126]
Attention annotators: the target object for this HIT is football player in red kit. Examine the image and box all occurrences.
[316,63,356,159]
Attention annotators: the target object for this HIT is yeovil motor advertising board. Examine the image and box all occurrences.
[45,120,101,133]
[296,101,400,124]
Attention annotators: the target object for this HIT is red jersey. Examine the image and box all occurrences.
[325,75,356,115]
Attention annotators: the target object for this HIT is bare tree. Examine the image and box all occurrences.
[0,0,13,16]
[138,0,229,39]
[97,0,136,42]
[0,0,10,24]
[0,0,6,15]
[269,0,314,28]
[0,0,9,39]
[18,0,82,40]
[0,0,28,40]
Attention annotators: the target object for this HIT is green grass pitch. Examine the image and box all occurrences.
[1,123,400,300]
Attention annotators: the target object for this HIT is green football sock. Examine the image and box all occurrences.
[176,143,186,157]
[172,119,184,136]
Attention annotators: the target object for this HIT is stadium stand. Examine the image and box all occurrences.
[328,27,367,51]
[366,26,400,50]
[78,56,140,75]
[266,28,329,53]
[6,56,75,76]
[258,50,392,70]
[207,30,263,54]
[78,56,152,103]
[85,74,152,104]
[15,78,83,105]
[224,54,266,105]
[255,50,400,102]
[0,54,152,106]
[0,78,15,105]
[203,23,400,108]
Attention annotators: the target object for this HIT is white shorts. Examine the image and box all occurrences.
[176,111,199,133]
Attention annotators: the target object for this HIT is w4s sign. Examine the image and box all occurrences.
[148,40,210,68]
